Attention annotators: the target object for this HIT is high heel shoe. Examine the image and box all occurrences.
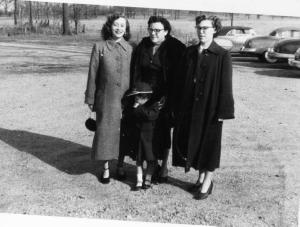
[99,168,110,184]
[142,179,152,190]
[194,181,213,200]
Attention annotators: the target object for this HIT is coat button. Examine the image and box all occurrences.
[193,78,197,83]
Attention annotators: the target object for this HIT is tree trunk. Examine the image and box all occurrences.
[62,3,71,35]
[230,13,234,26]
[14,0,18,25]
[28,1,33,31]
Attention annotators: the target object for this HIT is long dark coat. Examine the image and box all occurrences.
[85,38,133,161]
[131,36,186,154]
[172,41,234,172]
[120,95,164,162]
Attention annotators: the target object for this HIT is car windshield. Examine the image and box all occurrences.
[227,29,254,36]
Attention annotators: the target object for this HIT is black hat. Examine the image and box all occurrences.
[85,118,96,132]
[127,82,153,96]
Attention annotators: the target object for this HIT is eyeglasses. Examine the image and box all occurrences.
[148,28,164,33]
[195,26,213,31]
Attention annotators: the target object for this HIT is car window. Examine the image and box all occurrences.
[227,29,236,36]
[291,30,300,37]
[245,29,256,35]
[277,31,292,38]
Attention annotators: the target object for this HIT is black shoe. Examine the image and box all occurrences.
[131,184,142,191]
[142,180,152,190]
[187,182,202,192]
[194,181,213,200]
[98,169,110,184]
[116,169,127,181]
[99,175,110,184]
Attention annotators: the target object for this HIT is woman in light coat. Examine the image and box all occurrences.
[85,14,133,184]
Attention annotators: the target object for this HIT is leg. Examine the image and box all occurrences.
[188,170,204,192]
[103,160,109,178]
[194,170,214,200]
[132,162,143,191]
[200,171,213,193]
[116,153,126,180]
[158,128,173,182]
[143,160,156,189]
[99,160,110,184]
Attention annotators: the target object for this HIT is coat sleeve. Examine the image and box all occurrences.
[85,43,100,105]
[217,51,235,119]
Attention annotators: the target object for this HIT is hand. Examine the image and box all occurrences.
[218,119,224,122]
[133,102,140,108]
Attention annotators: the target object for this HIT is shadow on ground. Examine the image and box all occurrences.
[0,127,194,193]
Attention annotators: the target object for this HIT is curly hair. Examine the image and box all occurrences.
[195,15,222,37]
[147,15,172,36]
[101,13,131,41]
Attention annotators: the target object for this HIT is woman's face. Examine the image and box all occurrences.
[111,17,127,40]
[196,19,216,45]
[148,22,168,45]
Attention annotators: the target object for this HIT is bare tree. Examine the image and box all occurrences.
[14,0,18,25]
[62,3,71,35]
[0,0,12,15]
[28,1,33,31]
[71,4,81,34]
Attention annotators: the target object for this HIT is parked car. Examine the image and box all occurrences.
[240,27,300,63]
[288,47,300,68]
[216,26,257,53]
[267,39,300,63]
[187,37,233,51]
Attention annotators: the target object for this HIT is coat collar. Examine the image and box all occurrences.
[193,40,221,55]
[106,38,130,52]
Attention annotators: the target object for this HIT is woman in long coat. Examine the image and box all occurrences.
[173,15,234,199]
[85,14,133,184]
[119,16,185,183]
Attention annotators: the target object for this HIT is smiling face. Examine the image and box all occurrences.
[111,17,127,40]
[148,22,168,45]
[196,19,216,46]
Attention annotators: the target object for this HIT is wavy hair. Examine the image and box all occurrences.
[101,13,131,41]
[147,15,172,36]
[195,15,222,37]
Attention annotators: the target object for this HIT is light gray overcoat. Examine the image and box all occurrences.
[85,38,133,160]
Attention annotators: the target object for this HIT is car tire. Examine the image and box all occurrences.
[263,51,278,63]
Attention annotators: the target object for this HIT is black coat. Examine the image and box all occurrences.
[129,36,186,155]
[172,41,235,172]
[120,95,166,161]
[131,36,186,119]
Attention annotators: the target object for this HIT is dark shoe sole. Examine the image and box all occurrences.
[99,175,110,184]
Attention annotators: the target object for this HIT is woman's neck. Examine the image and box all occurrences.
[200,40,213,49]
[111,36,122,43]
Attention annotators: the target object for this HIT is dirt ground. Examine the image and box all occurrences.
[0,38,299,227]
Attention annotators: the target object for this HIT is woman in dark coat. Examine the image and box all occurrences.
[173,15,235,200]
[118,15,186,183]
[85,14,133,184]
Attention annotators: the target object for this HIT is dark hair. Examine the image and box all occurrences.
[147,15,172,36]
[101,13,131,41]
[195,15,222,37]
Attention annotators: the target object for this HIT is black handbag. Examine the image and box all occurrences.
[85,110,96,131]
[85,118,96,132]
